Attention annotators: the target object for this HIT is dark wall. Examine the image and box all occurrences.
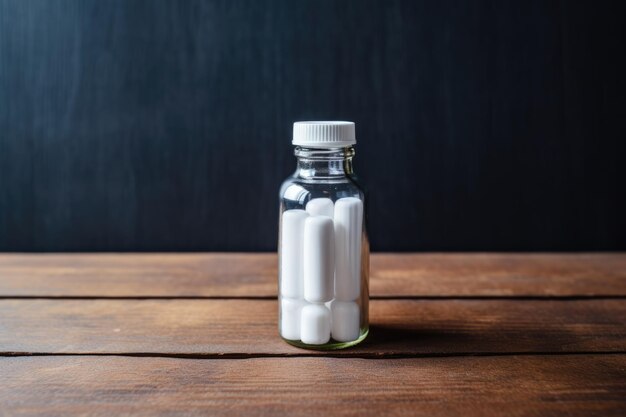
[0,0,624,252]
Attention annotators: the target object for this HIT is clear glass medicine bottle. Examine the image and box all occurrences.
[278,121,369,349]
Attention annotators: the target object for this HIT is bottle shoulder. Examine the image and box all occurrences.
[279,173,366,207]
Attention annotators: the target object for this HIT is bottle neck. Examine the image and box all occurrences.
[294,146,355,180]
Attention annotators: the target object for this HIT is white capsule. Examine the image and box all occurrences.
[280,209,309,298]
[331,300,360,342]
[301,304,331,345]
[334,197,363,301]
[306,198,334,218]
[303,216,335,303]
[280,297,306,340]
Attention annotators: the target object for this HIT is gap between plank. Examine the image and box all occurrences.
[2,351,625,360]
[0,295,624,300]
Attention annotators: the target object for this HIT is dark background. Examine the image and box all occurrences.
[0,0,624,252]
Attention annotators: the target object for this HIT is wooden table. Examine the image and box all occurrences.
[1,253,625,416]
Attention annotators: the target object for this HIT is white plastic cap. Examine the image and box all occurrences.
[292,121,356,148]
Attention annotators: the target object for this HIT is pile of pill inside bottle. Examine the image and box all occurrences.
[280,196,363,345]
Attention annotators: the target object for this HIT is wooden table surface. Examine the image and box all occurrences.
[1,253,625,416]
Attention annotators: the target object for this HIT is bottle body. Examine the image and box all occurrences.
[278,146,369,349]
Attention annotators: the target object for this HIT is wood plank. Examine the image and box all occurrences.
[1,355,624,416]
[371,253,626,297]
[0,253,277,297]
[0,253,625,297]
[1,299,624,355]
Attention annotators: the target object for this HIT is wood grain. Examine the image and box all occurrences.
[0,253,278,297]
[1,355,625,416]
[371,253,626,297]
[1,253,624,297]
[1,299,624,356]
[1,253,624,416]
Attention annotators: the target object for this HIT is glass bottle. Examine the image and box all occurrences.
[278,121,369,349]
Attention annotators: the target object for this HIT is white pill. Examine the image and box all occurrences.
[303,216,335,303]
[334,197,363,301]
[331,300,360,342]
[306,198,334,218]
[280,209,309,298]
[280,297,306,340]
[301,304,331,345]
